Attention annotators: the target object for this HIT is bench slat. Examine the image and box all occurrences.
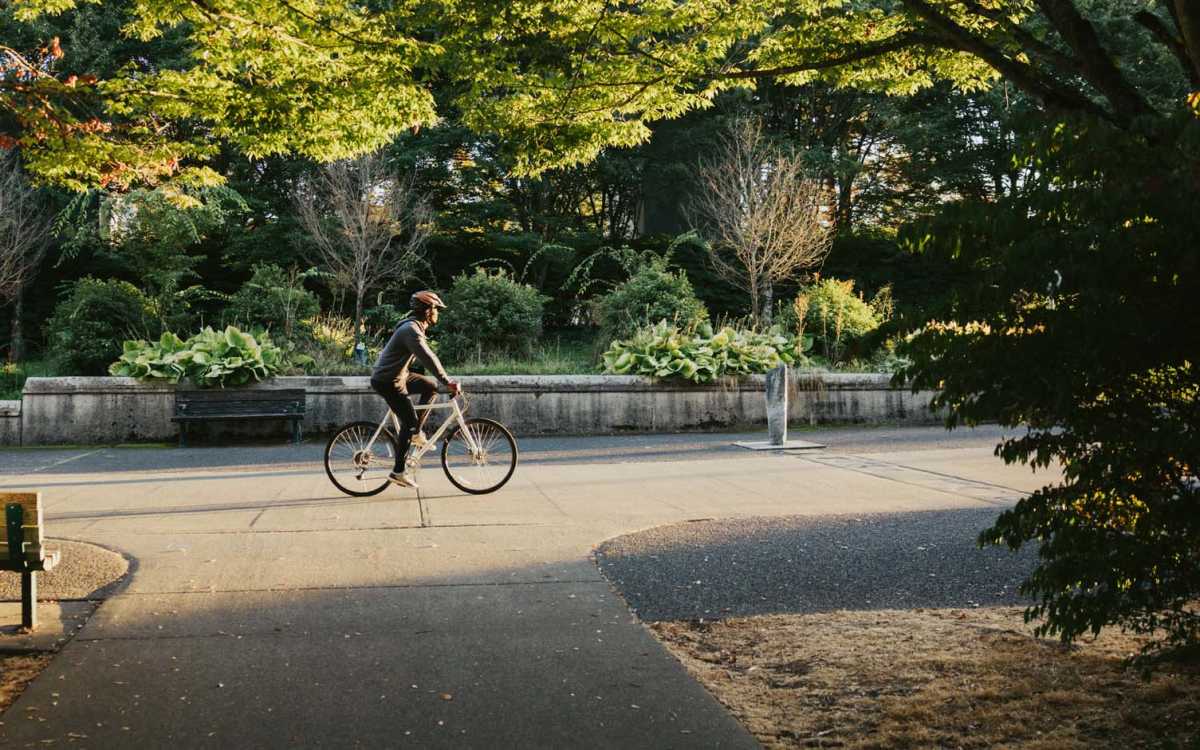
[175,389,306,420]
[174,412,304,421]
[1,492,43,548]
[176,389,305,402]
[177,402,305,411]
[3,493,57,576]
[173,390,306,446]
[0,544,56,570]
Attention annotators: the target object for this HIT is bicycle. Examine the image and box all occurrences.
[323,388,518,497]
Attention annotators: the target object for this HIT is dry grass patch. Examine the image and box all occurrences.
[650,607,1200,749]
[0,654,52,715]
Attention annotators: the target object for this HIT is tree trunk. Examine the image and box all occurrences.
[9,289,24,363]
[836,177,855,231]
[748,276,761,328]
[761,279,774,328]
[354,288,366,365]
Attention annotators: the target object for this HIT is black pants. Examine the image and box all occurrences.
[370,374,438,472]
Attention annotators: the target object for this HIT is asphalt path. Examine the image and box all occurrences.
[0,425,1045,748]
[595,507,1038,621]
[0,423,1014,475]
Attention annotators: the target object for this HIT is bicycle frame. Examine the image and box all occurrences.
[365,395,481,467]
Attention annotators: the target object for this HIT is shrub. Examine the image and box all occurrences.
[779,278,882,362]
[223,265,320,340]
[362,304,407,335]
[0,363,22,400]
[601,320,801,383]
[109,326,286,387]
[438,269,547,362]
[46,277,156,375]
[898,120,1200,664]
[593,257,708,345]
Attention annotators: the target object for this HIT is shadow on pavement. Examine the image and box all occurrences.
[595,506,1039,622]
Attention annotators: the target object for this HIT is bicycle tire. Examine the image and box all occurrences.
[440,417,518,495]
[325,421,399,497]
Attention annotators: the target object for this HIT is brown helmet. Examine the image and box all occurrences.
[410,290,446,312]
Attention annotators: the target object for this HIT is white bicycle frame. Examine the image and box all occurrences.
[365,394,481,469]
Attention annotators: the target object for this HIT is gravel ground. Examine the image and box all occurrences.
[595,507,1038,622]
[0,540,128,601]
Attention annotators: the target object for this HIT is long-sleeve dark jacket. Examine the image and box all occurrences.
[371,319,451,388]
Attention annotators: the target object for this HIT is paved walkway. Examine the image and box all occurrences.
[0,426,1050,748]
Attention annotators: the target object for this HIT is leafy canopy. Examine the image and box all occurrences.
[7,0,1194,189]
[897,113,1200,660]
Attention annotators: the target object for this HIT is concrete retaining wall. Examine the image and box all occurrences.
[13,374,939,446]
[0,400,20,447]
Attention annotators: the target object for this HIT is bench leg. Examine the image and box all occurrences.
[179,422,186,448]
[21,570,36,630]
[292,419,302,445]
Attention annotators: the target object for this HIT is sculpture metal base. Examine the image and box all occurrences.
[733,440,826,451]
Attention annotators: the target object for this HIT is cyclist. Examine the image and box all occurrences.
[370,290,460,488]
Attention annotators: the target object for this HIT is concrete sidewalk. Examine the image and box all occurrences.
[0,428,1048,748]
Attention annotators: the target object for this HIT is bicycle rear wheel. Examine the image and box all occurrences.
[325,421,399,497]
[441,417,518,495]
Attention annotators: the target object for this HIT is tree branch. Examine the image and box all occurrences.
[1033,0,1158,122]
[1169,0,1200,85]
[716,33,942,80]
[959,0,1085,79]
[900,0,1114,122]
[1135,9,1199,86]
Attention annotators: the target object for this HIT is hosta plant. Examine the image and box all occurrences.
[601,320,807,383]
[185,326,284,387]
[110,326,285,387]
[109,332,191,382]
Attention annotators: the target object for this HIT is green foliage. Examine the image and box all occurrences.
[593,255,709,346]
[0,360,54,400]
[52,187,248,333]
[223,264,321,339]
[362,304,407,334]
[897,115,1200,663]
[9,0,436,192]
[8,0,1193,193]
[108,332,191,382]
[450,331,597,376]
[438,269,547,362]
[109,326,285,387]
[182,327,285,387]
[601,320,803,383]
[778,278,884,363]
[45,277,156,375]
[283,314,372,375]
[0,363,24,400]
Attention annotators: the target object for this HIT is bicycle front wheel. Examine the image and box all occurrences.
[441,418,518,495]
[325,421,399,497]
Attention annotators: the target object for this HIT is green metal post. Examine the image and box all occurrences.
[6,503,36,629]
[22,570,36,629]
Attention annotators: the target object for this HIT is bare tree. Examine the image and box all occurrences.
[294,152,432,356]
[0,156,54,362]
[691,119,833,326]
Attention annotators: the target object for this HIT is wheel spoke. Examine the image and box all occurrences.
[442,419,516,494]
[325,421,396,497]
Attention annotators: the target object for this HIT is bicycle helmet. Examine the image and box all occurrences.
[410,290,447,312]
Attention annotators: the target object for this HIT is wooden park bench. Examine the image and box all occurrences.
[2,492,60,630]
[173,388,306,447]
